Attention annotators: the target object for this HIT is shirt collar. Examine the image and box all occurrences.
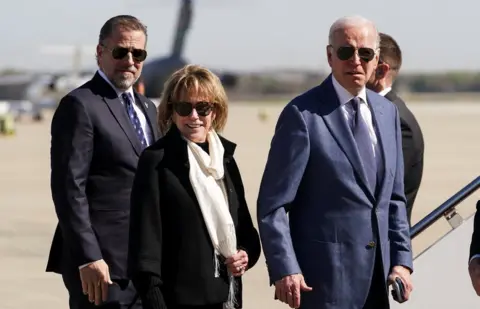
[378,86,392,97]
[331,74,368,105]
[97,69,134,99]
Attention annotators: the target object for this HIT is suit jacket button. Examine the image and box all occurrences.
[366,241,376,249]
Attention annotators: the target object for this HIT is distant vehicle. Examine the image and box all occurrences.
[0,73,56,121]
[142,0,238,98]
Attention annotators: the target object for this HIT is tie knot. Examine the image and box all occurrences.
[122,92,133,105]
[350,97,361,112]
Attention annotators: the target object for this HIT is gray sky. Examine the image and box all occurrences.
[3,0,478,73]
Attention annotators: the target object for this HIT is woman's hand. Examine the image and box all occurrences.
[225,250,249,277]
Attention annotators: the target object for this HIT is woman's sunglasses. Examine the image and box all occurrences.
[333,45,376,62]
[102,45,148,62]
[172,101,214,117]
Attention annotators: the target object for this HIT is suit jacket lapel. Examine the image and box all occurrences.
[90,72,153,155]
[133,92,159,141]
[103,95,143,156]
[367,93,389,199]
[318,78,374,200]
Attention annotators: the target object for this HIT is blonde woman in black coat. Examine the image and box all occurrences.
[127,64,261,309]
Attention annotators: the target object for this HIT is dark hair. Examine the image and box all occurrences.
[98,15,148,45]
[378,32,402,73]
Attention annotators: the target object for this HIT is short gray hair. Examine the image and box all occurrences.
[328,15,380,50]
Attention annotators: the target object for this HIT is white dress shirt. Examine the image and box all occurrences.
[98,70,153,146]
[331,75,378,158]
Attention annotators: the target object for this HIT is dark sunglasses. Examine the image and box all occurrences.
[172,101,214,117]
[102,45,148,62]
[334,46,376,62]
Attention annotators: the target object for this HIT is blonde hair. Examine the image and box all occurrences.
[157,64,229,135]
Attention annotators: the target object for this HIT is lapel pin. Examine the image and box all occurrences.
[144,102,148,109]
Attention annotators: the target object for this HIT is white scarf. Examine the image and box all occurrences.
[186,130,238,309]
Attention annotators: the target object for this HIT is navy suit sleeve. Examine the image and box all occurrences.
[388,106,414,272]
[257,102,309,284]
[50,95,102,266]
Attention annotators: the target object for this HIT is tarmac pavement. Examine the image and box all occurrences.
[0,101,478,309]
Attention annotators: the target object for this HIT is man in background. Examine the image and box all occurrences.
[46,15,159,309]
[367,32,425,226]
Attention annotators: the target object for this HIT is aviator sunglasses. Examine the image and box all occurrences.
[102,45,148,62]
[172,101,214,117]
[333,45,376,62]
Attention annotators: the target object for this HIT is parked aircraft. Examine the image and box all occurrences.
[0,73,56,121]
[141,0,238,98]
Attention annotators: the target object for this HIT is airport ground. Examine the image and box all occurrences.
[0,100,478,309]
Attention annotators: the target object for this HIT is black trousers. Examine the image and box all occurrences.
[62,270,142,309]
[362,245,389,309]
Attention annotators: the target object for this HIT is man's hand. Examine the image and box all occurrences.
[388,265,413,302]
[225,250,249,277]
[274,274,312,308]
[79,259,113,305]
[468,257,480,295]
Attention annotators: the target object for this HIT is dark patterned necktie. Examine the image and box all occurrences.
[122,92,148,149]
[350,97,377,191]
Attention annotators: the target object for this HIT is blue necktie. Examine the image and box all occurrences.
[350,97,377,191]
[122,92,148,149]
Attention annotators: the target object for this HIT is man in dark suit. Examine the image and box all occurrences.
[257,16,413,309]
[367,32,425,226]
[46,15,160,309]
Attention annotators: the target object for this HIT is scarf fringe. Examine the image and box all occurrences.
[213,252,238,309]
[214,252,220,278]
[226,274,238,309]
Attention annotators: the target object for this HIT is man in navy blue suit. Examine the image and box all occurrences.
[46,15,160,309]
[257,15,413,309]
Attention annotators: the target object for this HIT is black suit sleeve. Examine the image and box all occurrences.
[50,95,102,266]
[128,149,166,309]
[229,158,262,270]
[470,201,480,260]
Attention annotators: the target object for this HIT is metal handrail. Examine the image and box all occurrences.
[410,176,480,239]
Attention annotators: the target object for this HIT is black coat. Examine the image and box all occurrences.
[127,125,261,309]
